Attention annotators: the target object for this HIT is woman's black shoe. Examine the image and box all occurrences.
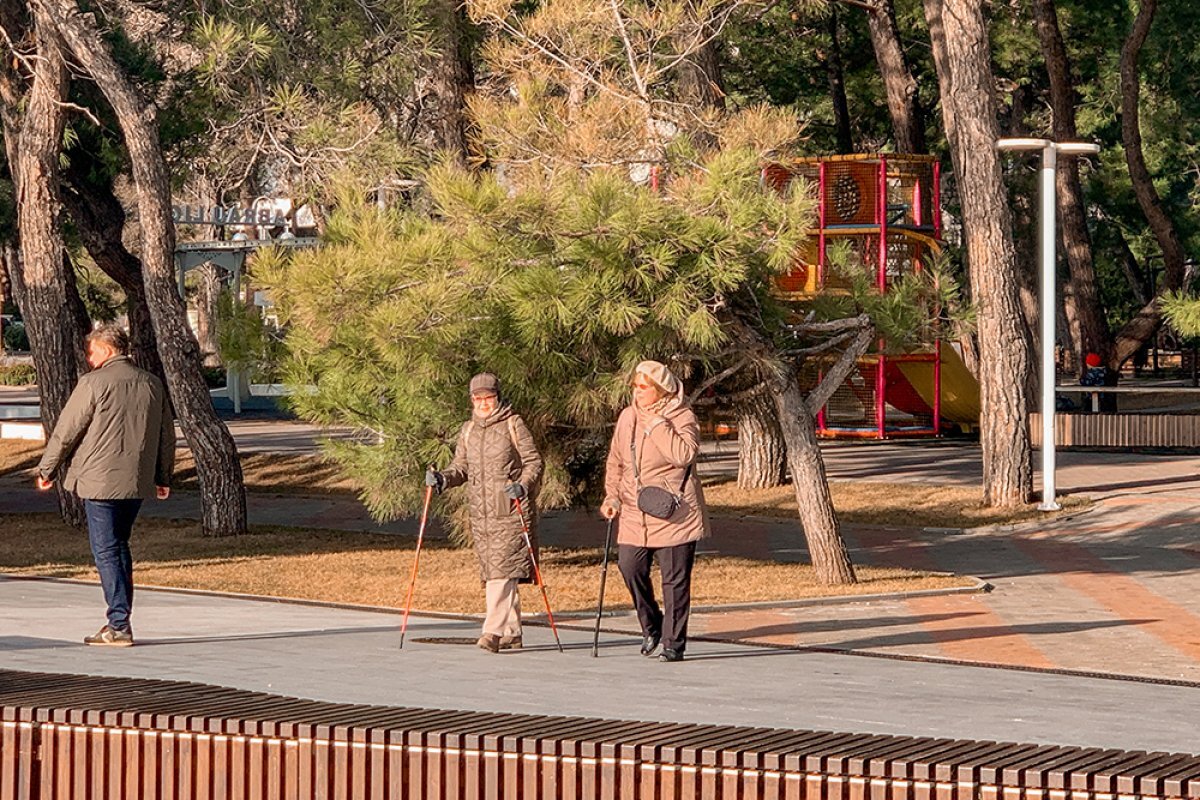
[640,634,660,657]
[658,648,684,663]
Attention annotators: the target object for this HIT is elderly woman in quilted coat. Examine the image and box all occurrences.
[427,373,543,653]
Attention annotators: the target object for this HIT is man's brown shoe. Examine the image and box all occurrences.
[498,634,523,650]
[477,634,500,653]
[84,625,133,647]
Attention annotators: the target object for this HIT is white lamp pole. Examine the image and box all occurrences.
[996,138,1100,512]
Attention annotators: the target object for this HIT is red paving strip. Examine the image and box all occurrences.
[694,608,804,646]
[1014,536,1200,664]
[846,526,1057,668]
[902,594,1057,669]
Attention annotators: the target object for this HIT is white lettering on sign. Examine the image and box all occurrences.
[171,204,290,227]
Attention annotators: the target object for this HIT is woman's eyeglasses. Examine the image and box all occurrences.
[632,381,654,390]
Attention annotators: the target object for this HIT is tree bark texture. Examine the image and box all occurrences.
[0,241,9,333]
[3,5,87,525]
[423,0,474,164]
[1031,0,1108,374]
[195,265,223,367]
[736,391,786,490]
[923,0,975,380]
[924,0,1034,508]
[1111,0,1185,369]
[677,39,725,112]
[864,0,926,153]
[768,369,857,585]
[725,319,857,585]
[43,0,248,536]
[60,164,164,379]
[921,0,960,162]
[823,6,854,155]
[1002,84,1042,366]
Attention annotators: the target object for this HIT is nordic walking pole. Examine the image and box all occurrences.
[592,517,614,658]
[400,481,435,649]
[513,497,564,653]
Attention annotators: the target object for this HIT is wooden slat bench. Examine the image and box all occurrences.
[0,668,1196,799]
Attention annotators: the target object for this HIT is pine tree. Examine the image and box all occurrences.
[262,0,965,585]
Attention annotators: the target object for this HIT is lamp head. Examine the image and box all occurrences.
[1055,142,1101,156]
[996,137,1052,152]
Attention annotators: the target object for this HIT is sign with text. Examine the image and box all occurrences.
[173,204,289,227]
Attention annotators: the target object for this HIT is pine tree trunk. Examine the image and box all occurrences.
[425,0,475,164]
[1002,84,1042,362]
[61,163,164,379]
[924,0,1034,508]
[864,0,926,153]
[196,265,222,367]
[1109,0,1184,368]
[922,0,960,162]
[677,38,725,111]
[823,6,854,155]
[3,7,87,527]
[0,243,8,345]
[768,370,856,585]
[44,0,248,536]
[736,392,786,490]
[1031,0,1108,375]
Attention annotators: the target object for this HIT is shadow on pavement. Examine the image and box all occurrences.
[711,618,1156,651]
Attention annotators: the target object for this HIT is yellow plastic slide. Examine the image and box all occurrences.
[895,345,981,426]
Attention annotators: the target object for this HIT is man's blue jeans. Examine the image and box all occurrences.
[83,499,143,632]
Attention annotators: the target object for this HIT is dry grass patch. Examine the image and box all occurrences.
[173,451,359,495]
[4,441,1088,529]
[0,440,43,477]
[0,441,358,494]
[705,479,1090,528]
[0,513,969,613]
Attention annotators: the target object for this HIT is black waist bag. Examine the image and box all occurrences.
[632,425,692,520]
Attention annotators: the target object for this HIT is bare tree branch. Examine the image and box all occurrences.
[804,325,875,415]
[686,355,752,404]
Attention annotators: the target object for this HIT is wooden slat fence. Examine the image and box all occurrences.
[1031,413,1200,449]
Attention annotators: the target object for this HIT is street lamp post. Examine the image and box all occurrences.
[996,138,1100,511]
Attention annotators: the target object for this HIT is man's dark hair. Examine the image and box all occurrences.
[85,325,130,355]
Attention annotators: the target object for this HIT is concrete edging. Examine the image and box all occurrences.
[0,570,991,620]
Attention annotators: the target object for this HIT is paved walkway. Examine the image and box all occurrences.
[0,578,1196,753]
[7,425,1200,708]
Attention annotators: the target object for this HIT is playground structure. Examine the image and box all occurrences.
[765,153,981,439]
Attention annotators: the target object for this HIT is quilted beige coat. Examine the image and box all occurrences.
[442,404,543,582]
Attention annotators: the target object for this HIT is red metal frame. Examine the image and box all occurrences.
[876,350,887,438]
[817,161,828,285]
[933,339,943,436]
[913,175,923,229]
[932,160,942,239]
[877,156,888,290]
[793,154,950,441]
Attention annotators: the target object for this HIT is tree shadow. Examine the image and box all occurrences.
[1062,471,1200,496]
[0,636,78,651]
[710,618,1157,651]
[136,624,406,647]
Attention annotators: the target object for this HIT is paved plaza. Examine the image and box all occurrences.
[0,577,1196,753]
[4,401,1200,752]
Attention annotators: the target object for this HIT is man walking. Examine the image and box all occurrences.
[35,325,174,647]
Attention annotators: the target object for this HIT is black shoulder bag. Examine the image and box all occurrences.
[631,421,692,520]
